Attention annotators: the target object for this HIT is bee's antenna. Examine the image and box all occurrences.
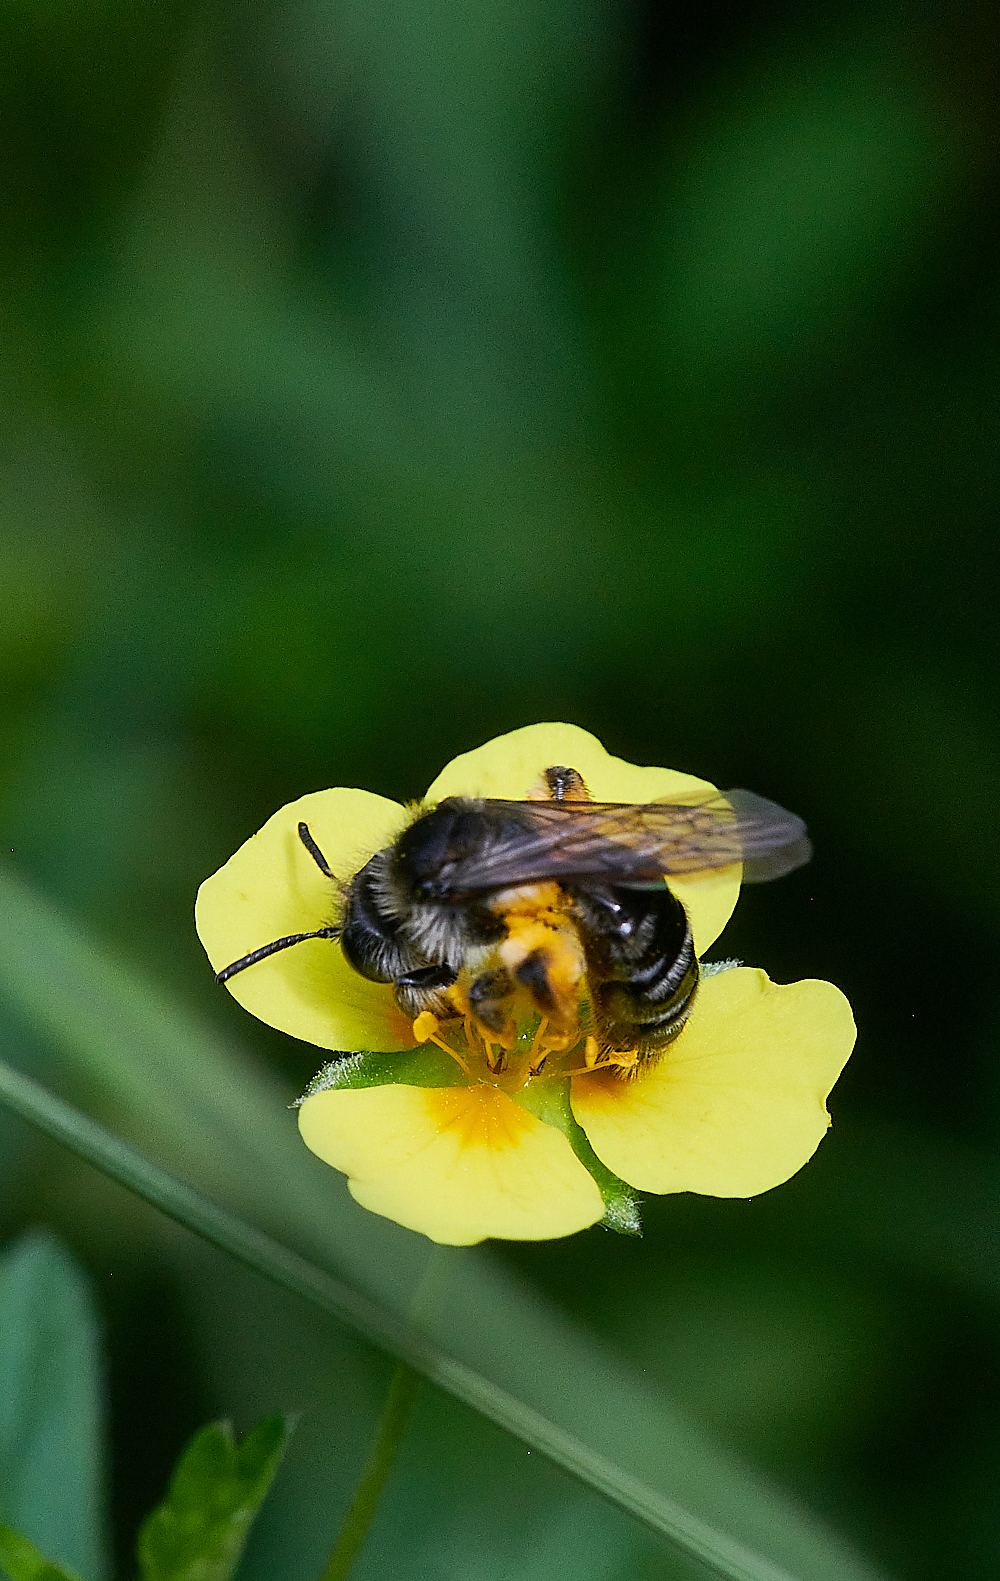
[216,926,340,983]
[298,821,335,877]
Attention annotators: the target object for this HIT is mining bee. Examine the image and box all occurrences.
[217,766,810,1066]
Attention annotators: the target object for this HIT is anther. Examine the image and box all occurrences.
[412,1011,439,1044]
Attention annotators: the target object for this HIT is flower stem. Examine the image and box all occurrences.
[319,1244,457,1581]
[318,1359,420,1581]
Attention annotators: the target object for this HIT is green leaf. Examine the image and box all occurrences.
[0,1234,106,1581]
[136,1416,291,1581]
[0,1524,82,1581]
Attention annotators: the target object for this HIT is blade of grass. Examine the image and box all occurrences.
[0,1055,797,1581]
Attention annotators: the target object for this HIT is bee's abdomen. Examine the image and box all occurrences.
[571,884,699,1056]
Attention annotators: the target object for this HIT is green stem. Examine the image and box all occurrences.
[320,1243,456,1580]
[319,1361,420,1581]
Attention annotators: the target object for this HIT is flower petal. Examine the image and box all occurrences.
[196,788,414,1051]
[298,1083,605,1244]
[570,968,855,1196]
[424,722,740,953]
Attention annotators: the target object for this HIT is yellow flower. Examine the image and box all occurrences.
[196,724,855,1245]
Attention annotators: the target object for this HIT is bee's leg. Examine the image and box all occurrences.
[527,1016,551,1076]
[468,968,513,1036]
[514,948,557,1013]
[390,963,459,1024]
[394,964,458,992]
[297,821,335,878]
[548,766,589,801]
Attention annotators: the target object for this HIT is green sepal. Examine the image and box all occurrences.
[136,1415,291,1581]
[0,1525,82,1581]
[512,1077,642,1236]
[298,1043,470,1099]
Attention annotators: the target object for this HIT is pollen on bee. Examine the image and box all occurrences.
[494,883,585,1032]
[608,1049,639,1073]
[584,1035,601,1069]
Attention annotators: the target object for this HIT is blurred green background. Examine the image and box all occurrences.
[0,0,998,1576]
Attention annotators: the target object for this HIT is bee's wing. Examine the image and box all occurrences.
[442,790,811,891]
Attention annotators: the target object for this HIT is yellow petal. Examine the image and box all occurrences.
[424,721,740,953]
[571,968,855,1196]
[195,788,414,1051]
[298,1083,605,1244]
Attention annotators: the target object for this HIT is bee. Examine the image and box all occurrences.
[217,766,810,1064]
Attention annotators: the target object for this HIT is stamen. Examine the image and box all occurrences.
[413,1011,472,1076]
[412,1011,439,1044]
[427,1034,472,1077]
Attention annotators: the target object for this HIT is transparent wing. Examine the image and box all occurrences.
[439,790,811,891]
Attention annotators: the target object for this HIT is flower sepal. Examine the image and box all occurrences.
[497,1071,643,1237]
[298,1043,471,1100]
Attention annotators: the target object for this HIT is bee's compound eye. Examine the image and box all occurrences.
[339,923,395,982]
